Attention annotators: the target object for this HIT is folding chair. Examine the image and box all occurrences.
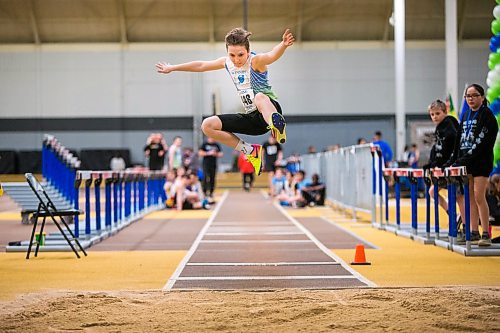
[25,173,87,259]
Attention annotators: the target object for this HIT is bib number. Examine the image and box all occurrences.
[238,89,257,113]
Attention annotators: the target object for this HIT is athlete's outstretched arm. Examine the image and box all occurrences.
[253,29,294,70]
[156,57,225,74]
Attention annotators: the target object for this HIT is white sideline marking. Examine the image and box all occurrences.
[186,262,340,266]
[199,240,312,244]
[319,216,380,250]
[205,232,304,236]
[176,275,358,281]
[163,190,229,291]
[274,200,377,287]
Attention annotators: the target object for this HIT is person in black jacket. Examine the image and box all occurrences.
[446,84,499,246]
[423,99,461,217]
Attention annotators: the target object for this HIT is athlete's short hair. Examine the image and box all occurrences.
[225,28,252,52]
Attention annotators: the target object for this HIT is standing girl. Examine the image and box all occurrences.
[450,84,499,246]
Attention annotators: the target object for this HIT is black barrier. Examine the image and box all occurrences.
[18,150,42,173]
[0,150,17,173]
[80,149,131,170]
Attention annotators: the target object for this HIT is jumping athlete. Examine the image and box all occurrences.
[156,28,294,175]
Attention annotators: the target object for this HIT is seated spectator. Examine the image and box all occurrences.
[164,169,177,208]
[301,173,326,206]
[271,168,287,197]
[172,171,210,211]
[275,170,309,208]
[187,171,209,204]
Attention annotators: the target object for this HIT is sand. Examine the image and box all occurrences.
[0,287,498,332]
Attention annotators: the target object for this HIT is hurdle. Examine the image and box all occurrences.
[7,168,166,253]
[380,165,500,256]
[381,168,433,244]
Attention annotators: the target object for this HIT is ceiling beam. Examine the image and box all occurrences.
[208,0,215,43]
[382,1,393,42]
[117,0,128,43]
[26,0,40,44]
[458,0,467,41]
[295,0,303,43]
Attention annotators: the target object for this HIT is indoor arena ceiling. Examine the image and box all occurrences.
[0,0,494,44]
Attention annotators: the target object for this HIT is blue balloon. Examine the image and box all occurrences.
[490,34,500,52]
[490,97,500,114]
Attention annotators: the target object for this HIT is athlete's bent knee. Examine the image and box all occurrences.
[201,116,221,135]
[254,92,270,106]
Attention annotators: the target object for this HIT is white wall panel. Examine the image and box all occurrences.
[0,52,39,117]
[0,42,490,119]
[39,52,121,117]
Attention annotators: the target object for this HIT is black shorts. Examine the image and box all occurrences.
[218,98,282,136]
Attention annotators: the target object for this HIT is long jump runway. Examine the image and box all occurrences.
[165,190,375,290]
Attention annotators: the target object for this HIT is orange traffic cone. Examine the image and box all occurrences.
[351,244,371,265]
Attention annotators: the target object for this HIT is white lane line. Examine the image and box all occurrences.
[199,240,313,244]
[205,232,304,236]
[176,275,358,281]
[163,190,229,291]
[186,262,340,266]
[273,200,377,287]
[319,216,380,250]
[211,222,291,226]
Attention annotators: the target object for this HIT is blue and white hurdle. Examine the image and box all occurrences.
[7,169,166,252]
[377,165,500,256]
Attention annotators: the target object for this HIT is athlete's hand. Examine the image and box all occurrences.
[156,62,174,74]
[282,29,295,47]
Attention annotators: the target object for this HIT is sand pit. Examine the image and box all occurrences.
[0,287,498,332]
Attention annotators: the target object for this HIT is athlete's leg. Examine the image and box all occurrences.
[254,93,277,124]
[254,93,286,144]
[473,176,490,234]
[201,116,240,149]
[201,115,262,175]
[467,176,480,232]
[429,185,448,212]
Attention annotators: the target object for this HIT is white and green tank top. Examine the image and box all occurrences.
[225,52,278,113]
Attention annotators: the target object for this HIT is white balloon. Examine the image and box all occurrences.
[487,77,493,87]
[494,67,500,79]
[488,70,495,80]
[494,5,500,20]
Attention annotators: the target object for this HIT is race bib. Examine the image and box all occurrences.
[238,88,257,113]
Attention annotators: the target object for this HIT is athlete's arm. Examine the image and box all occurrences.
[156,57,225,74]
[252,29,294,71]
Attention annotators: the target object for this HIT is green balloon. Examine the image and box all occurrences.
[488,84,500,102]
[494,145,500,160]
[489,52,500,70]
[497,0,500,4]
[490,59,495,70]
[492,19,500,35]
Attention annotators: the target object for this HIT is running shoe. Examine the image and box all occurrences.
[478,233,492,247]
[456,231,480,245]
[268,112,287,144]
[246,144,263,176]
